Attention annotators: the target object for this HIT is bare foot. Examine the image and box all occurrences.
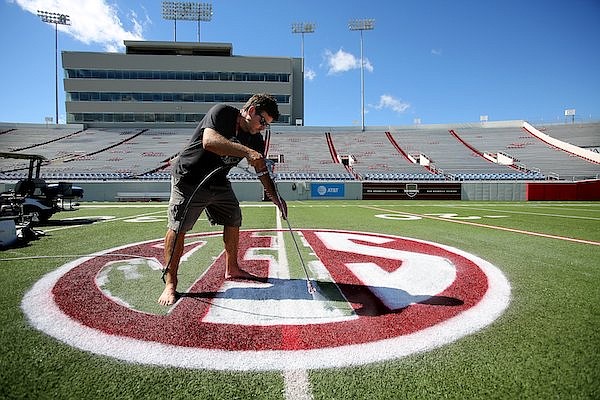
[225,267,263,281]
[157,285,178,306]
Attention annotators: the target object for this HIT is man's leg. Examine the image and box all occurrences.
[158,228,185,305]
[223,225,257,279]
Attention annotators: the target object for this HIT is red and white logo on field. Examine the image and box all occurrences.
[22,229,510,371]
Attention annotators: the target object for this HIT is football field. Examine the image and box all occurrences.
[1,200,599,399]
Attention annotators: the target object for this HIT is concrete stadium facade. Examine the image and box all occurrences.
[62,41,303,127]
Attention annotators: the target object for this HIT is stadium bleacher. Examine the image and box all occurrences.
[1,121,598,182]
[454,124,597,181]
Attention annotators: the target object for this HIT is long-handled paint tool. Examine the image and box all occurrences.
[281,214,316,295]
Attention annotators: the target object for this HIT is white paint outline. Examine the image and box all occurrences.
[21,230,511,371]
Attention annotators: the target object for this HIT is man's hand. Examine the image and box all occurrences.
[254,158,288,219]
[246,149,264,168]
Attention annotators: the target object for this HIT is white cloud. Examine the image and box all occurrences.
[304,67,316,81]
[431,48,442,56]
[16,0,146,52]
[323,48,373,75]
[372,94,411,114]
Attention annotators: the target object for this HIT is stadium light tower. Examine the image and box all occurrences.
[349,18,375,132]
[37,10,70,125]
[291,22,316,75]
[292,23,315,126]
[162,1,213,42]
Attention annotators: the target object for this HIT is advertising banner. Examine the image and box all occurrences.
[311,183,345,198]
[363,182,461,200]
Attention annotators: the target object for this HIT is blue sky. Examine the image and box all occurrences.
[2,0,599,126]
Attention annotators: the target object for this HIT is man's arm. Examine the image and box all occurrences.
[202,128,264,167]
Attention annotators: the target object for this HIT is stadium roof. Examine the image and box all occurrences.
[124,40,233,56]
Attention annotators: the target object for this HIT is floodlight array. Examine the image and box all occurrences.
[162,1,213,21]
[291,22,316,34]
[37,10,71,25]
[348,18,375,31]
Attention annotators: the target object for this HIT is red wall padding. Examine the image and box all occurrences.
[526,180,600,200]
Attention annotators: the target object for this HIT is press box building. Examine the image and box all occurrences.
[62,41,304,127]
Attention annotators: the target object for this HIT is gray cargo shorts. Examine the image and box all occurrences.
[167,176,242,233]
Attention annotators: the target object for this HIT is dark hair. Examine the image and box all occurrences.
[243,93,280,121]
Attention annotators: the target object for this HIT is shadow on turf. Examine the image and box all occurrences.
[180,278,463,315]
[42,217,104,226]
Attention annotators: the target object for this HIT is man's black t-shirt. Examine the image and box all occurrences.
[172,104,265,185]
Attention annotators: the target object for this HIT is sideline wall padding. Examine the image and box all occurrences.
[461,182,525,201]
[526,180,600,200]
[5,180,595,202]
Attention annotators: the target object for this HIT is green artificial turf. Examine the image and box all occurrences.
[1,201,598,399]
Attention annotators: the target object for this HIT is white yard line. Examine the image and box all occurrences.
[361,205,600,246]
[447,205,600,221]
[278,211,313,400]
[283,369,314,400]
